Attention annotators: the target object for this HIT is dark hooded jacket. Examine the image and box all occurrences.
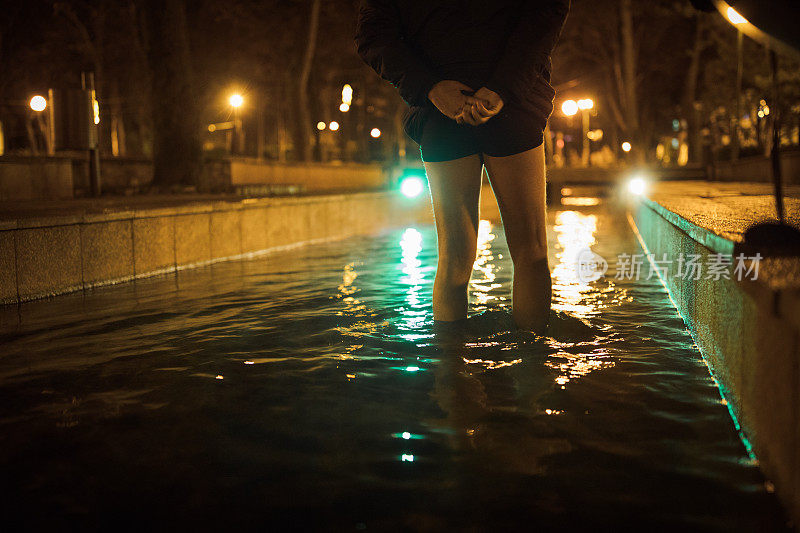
[354,0,570,143]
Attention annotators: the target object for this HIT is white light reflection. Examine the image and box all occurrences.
[470,220,503,309]
[398,228,429,337]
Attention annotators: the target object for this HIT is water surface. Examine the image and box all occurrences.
[0,203,788,530]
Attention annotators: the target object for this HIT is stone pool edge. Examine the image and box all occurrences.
[0,191,433,305]
[630,195,799,524]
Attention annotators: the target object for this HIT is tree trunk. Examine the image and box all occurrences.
[142,0,202,189]
[110,80,127,157]
[296,0,321,162]
[25,115,39,155]
[619,0,642,162]
[683,14,705,163]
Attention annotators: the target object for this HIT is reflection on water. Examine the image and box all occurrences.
[398,228,429,338]
[470,220,503,310]
[0,203,788,530]
[552,210,601,317]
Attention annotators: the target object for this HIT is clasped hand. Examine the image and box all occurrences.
[428,80,504,126]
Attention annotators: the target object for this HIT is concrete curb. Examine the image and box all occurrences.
[0,191,433,305]
[630,197,800,523]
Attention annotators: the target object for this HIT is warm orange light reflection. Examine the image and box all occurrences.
[551,210,600,317]
[470,220,502,309]
[547,210,623,387]
[561,197,601,207]
[462,357,522,370]
[546,349,615,388]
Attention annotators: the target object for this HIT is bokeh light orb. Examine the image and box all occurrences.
[400,176,425,198]
[229,94,244,108]
[29,95,47,112]
[627,176,647,196]
[561,99,578,116]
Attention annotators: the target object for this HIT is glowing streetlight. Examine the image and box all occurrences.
[370,128,381,138]
[339,103,350,112]
[561,99,578,117]
[228,94,244,155]
[229,93,244,108]
[329,121,340,131]
[562,97,594,165]
[30,95,47,112]
[29,93,56,156]
[621,141,632,153]
[726,6,748,25]
[316,121,326,131]
[342,84,353,105]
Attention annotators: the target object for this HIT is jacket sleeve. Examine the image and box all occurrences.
[485,0,570,105]
[354,0,441,107]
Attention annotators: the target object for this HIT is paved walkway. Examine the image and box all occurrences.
[648,181,800,242]
[646,181,800,290]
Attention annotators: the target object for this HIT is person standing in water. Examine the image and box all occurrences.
[355,0,570,333]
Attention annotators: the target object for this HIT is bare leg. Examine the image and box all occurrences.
[483,144,551,332]
[424,154,484,321]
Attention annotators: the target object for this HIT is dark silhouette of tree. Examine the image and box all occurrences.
[296,0,321,162]
[141,0,202,189]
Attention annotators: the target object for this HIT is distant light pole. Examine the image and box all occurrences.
[734,27,743,160]
[29,93,56,156]
[229,93,244,155]
[562,98,595,166]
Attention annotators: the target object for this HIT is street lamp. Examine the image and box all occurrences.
[30,95,47,112]
[370,128,381,138]
[229,93,244,154]
[621,141,632,153]
[342,84,353,105]
[329,121,340,131]
[725,6,747,25]
[316,121,326,131]
[29,94,55,155]
[562,98,594,166]
[561,99,578,116]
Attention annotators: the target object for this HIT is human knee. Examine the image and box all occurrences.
[436,249,475,286]
[509,241,548,266]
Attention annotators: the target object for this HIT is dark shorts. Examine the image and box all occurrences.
[410,105,547,163]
